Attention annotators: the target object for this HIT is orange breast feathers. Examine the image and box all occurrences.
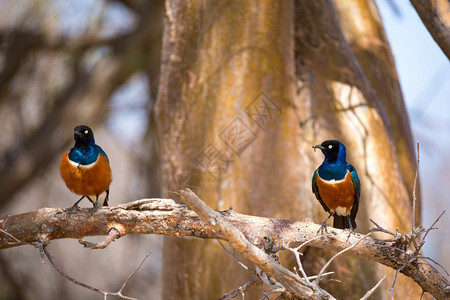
[60,152,112,197]
[315,171,355,216]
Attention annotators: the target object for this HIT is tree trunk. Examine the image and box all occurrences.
[156,0,422,298]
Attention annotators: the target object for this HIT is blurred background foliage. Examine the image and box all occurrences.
[0,0,448,299]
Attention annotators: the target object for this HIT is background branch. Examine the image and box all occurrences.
[410,0,450,59]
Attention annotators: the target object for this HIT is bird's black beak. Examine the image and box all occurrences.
[312,144,326,152]
[74,131,83,137]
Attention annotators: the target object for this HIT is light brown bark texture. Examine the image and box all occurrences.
[155,0,421,299]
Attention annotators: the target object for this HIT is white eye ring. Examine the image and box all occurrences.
[84,130,89,134]
[328,145,333,149]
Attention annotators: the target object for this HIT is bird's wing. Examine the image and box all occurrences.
[96,145,109,161]
[347,164,360,218]
[312,169,330,213]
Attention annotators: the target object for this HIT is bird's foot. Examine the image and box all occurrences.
[345,228,355,241]
[65,203,81,213]
[65,196,85,213]
[317,222,329,235]
[90,204,100,213]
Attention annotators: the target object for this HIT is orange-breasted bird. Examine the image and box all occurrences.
[60,125,112,208]
[312,140,360,233]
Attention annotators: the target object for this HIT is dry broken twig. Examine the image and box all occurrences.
[0,191,449,299]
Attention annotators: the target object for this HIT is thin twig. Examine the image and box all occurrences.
[390,257,417,298]
[315,233,371,285]
[295,234,332,252]
[0,228,25,246]
[39,240,150,300]
[40,243,108,296]
[259,287,285,300]
[360,275,386,300]
[368,219,398,237]
[306,272,334,281]
[418,256,449,276]
[294,234,332,281]
[419,210,445,252]
[412,142,420,232]
[217,239,255,273]
[283,233,332,281]
[117,251,152,296]
[218,275,259,300]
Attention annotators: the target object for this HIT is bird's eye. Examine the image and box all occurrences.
[84,130,89,135]
[328,145,333,149]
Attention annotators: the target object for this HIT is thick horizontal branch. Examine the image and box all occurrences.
[0,195,448,299]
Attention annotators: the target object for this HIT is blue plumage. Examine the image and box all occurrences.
[69,145,108,165]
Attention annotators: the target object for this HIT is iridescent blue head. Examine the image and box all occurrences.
[69,125,107,165]
[313,140,347,180]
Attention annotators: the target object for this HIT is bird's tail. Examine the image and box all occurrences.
[333,215,357,230]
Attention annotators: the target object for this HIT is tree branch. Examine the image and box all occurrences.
[410,0,450,59]
[0,190,448,299]
[173,189,333,300]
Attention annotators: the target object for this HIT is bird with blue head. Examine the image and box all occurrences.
[312,140,360,234]
[60,125,112,208]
